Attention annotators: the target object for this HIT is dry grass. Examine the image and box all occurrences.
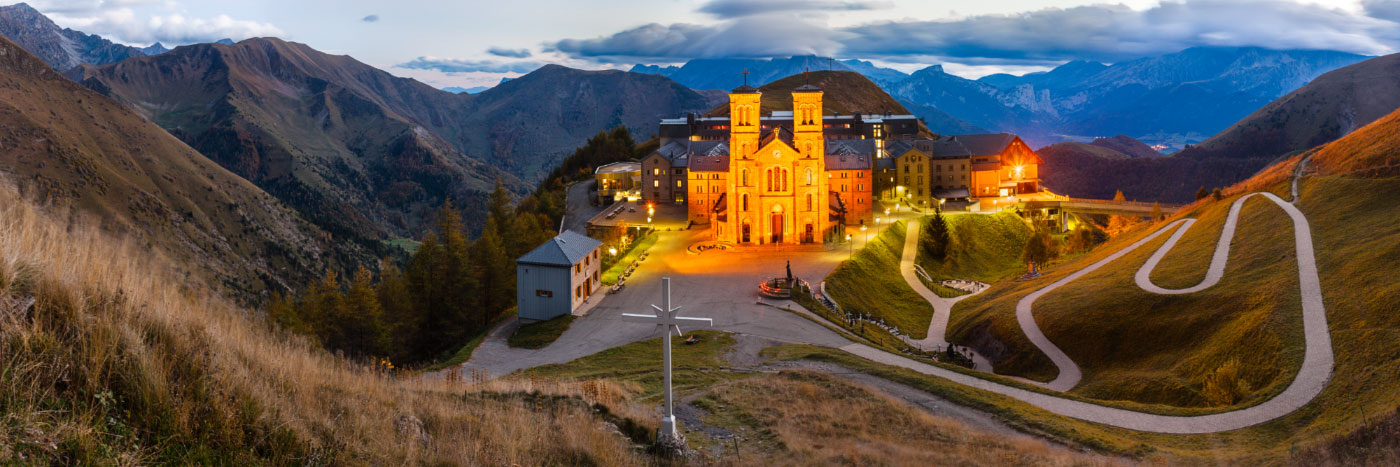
[0,180,655,464]
[1312,106,1400,178]
[692,370,1115,466]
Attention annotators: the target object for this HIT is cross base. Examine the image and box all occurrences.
[654,416,687,457]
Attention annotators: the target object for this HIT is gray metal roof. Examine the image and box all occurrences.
[928,134,1018,158]
[824,140,876,170]
[517,230,601,266]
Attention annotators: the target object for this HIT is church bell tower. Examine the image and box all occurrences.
[728,69,761,159]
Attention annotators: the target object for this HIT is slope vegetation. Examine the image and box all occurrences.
[0,180,652,464]
[0,36,369,300]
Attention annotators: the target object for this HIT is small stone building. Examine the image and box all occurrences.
[516,230,603,321]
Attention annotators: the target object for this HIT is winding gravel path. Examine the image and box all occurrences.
[899,217,993,370]
[863,156,1332,433]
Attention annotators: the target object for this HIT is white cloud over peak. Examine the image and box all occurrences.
[552,0,1400,64]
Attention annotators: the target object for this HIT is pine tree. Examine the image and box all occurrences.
[487,179,513,240]
[1195,186,1209,200]
[343,266,390,357]
[473,216,513,329]
[376,259,416,360]
[1212,188,1223,201]
[304,269,345,349]
[265,292,304,334]
[922,213,951,260]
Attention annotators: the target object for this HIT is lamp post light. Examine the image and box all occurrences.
[861,224,869,248]
[609,247,618,256]
[846,234,853,258]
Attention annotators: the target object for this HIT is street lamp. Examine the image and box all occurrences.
[861,224,869,247]
[609,247,618,256]
[846,234,853,258]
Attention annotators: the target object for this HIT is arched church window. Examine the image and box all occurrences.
[742,193,750,211]
[805,168,813,186]
[806,193,813,211]
[742,169,750,186]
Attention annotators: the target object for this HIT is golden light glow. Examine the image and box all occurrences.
[1013,165,1025,179]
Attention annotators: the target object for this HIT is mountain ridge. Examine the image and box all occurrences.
[0,2,156,70]
[0,34,373,299]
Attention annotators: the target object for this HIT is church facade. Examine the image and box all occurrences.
[640,79,1043,245]
[644,82,892,244]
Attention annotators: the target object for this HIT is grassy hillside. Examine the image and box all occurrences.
[770,150,1400,463]
[1310,106,1400,178]
[922,130,1400,460]
[0,35,372,301]
[823,220,937,339]
[0,181,652,464]
[916,212,1032,284]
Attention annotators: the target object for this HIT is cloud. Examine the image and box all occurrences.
[1362,0,1400,22]
[396,56,541,74]
[487,46,532,58]
[362,14,379,22]
[841,1,1396,62]
[697,0,891,19]
[41,5,282,46]
[550,17,842,61]
[554,0,1398,66]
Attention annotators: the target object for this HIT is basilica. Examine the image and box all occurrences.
[641,79,1043,245]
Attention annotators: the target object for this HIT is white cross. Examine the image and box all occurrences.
[621,277,712,440]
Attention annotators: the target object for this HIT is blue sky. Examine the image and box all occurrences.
[14,0,1400,88]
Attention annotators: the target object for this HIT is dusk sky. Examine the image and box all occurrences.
[15,0,1400,88]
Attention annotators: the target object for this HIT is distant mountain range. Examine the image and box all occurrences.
[632,48,1365,151]
[1039,52,1400,202]
[893,47,1369,149]
[0,34,372,300]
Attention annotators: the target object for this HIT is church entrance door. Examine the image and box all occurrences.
[741,222,751,243]
[771,213,784,244]
[804,223,814,243]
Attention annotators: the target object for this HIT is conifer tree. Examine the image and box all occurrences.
[473,216,513,329]
[375,259,416,360]
[343,266,390,357]
[922,213,951,260]
[1195,186,1209,200]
